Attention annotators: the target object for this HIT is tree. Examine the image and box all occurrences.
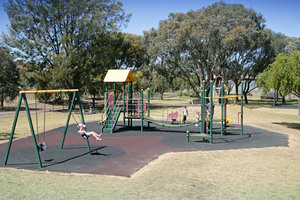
[144,2,273,101]
[152,71,168,100]
[271,32,287,55]
[225,24,273,103]
[2,0,131,93]
[84,32,147,107]
[285,37,300,53]
[257,50,300,100]
[0,46,19,106]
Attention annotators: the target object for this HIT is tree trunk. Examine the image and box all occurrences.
[92,94,96,108]
[282,96,286,104]
[1,98,3,107]
[243,91,248,104]
[160,92,164,100]
[234,80,239,103]
[68,93,73,109]
[298,97,300,118]
[0,95,3,107]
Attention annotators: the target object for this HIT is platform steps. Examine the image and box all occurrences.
[224,127,240,131]
[102,107,122,133]
[186,131,211,143]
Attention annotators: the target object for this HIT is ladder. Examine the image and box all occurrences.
[102,106,122,133]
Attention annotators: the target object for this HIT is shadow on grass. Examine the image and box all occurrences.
[0,132,10,140]
[273,122,300,131]
[244,99,298,110]
[244,99,274,109]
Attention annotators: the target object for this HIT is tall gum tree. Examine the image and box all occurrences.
[0,46,19,107]
[144,2,273,101]
[2,0,131,93]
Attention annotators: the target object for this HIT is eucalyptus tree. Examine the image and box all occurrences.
[2,0,131,93]
[144,2,273,100]
[0,46,19,106]
[85,32,147,107]
[226,25,273,103]
[285,37,300,52]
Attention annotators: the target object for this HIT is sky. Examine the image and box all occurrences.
[0,0,299,38]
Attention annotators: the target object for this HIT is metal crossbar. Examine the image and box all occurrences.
[19,89,79,94]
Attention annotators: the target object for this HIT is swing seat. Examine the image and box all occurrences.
[38,142,47,151]
[81,133,90,139]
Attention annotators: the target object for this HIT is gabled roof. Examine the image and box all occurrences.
[103,69,135,83]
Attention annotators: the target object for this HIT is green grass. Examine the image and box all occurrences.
[151,96,195,104]
[0,94,299,200]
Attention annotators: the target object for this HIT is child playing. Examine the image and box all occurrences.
[195,112,200,126]
[77,123,102,140]
[205,101,215,133]
[182,106,188,124]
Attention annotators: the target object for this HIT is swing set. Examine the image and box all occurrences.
[3,89,89,168]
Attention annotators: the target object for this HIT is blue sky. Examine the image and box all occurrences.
[0,0,299,37]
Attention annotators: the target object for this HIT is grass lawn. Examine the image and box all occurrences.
[0,95,299,200]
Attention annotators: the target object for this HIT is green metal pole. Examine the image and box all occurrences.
[60,92,76,149]
[76,92,90,150]
[3,94,22,166]
[241,81,244,135]
[200,90,203,133]
[128,82,131,127]
[130,81,133,126]
[123,83,126,128]
[106,84,108,109]
[203,90,207,134]
[186,131,190,142]
[147,88,150,127]
[114,83,116,106]
[221,82,224,136]
[141,89,144,132]
[209,81,213,143]
[201,81,205,134]
[24,94,43,168]
[224,90,228,135]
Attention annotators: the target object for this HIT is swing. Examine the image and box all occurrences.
[77,124,90,139]
[34,94,47,151]
[71,102,90,140]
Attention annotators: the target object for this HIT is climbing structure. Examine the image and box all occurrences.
[100,69,150,133]
[187,80,244,144]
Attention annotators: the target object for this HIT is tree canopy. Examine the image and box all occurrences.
[2,0,298,105]
[0,46,19,106]
[143,2,273,100]
[257,50,300,98]
[2,0,131,92]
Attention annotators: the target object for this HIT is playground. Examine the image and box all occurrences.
[0,121,288,177]
[2,70,253,172]
[0,101,299,199]
[0,70,299,199]
[0,96,299,199]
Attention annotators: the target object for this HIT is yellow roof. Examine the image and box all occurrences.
[103,69,135,83]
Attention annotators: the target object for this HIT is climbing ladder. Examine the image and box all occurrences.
[102,106,122,133]
[101,93,122,133]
